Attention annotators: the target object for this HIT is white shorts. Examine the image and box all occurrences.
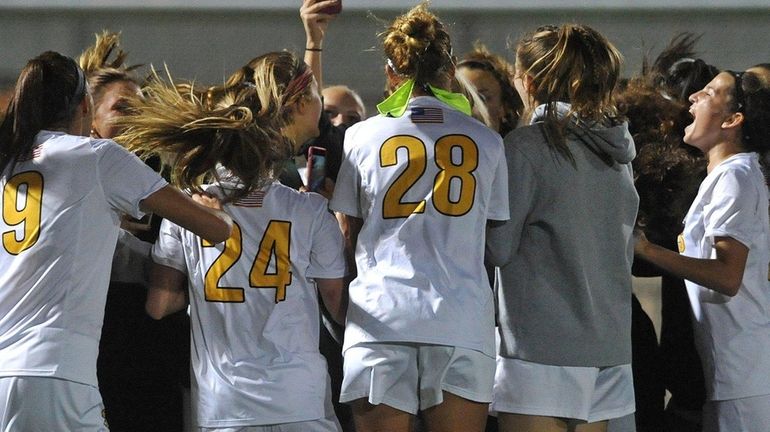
[492,357,635,423]
[198,412,340,432]
[0,376,109,431]
[702,394,770,432]
[340,342,495,415]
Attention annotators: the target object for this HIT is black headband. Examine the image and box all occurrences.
[728,70,745,113]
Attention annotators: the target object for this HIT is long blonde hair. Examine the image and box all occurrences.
[115,68,290,201]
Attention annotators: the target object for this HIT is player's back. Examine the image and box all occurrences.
[331,96,509,355]
[0,131,163,386]
[154,181,345,427]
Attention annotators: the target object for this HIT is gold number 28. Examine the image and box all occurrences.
[380,134,478,219]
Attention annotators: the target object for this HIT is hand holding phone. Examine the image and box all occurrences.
[319,0,342,15]
[306,146,327,192]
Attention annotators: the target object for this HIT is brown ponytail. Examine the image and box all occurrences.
[0,51,86,173]
[516,24,622,160]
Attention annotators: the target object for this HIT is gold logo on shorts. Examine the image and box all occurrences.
[677,233,685,253]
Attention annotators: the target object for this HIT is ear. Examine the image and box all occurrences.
[80,94,91,114]
[522,73,536,96]
[292,98,307,116]
[721,111,745,130]
[385,65,401,91]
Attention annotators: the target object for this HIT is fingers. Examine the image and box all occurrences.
[301,0,340,19]
[191,192,224,210]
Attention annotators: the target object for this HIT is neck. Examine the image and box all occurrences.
[281,126,302,155]
[705,138,745,173]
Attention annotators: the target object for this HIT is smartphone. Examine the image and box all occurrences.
[306,146,327,192]
[319,0,342,15]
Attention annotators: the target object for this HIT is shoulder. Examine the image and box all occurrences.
[504,124,545,148]
[86,137,125,152]
[37,131,92,154]
[267,182,328,210]
[713,155,759,184]
[503,124,548,163]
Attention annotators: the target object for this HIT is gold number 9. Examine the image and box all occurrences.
[3,171,44,255]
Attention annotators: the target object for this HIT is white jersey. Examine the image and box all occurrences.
[0,131,166,386]
[330,96,509,356]
[680,152,770,401]
[152,181,346,428]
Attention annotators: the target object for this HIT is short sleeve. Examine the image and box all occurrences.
[94,139,167,218]
[306,198,347,279]
[703,169,758,248]
[487,136,510,221]
[329,126,363,218]
[152,218,188,274]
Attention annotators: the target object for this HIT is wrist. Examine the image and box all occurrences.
[306,46,323,52]
[306,37,322,49]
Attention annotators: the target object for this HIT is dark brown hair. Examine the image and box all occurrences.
[0,51,86,173]
[458,42,522,135]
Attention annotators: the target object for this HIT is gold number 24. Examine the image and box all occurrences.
[3,171,43,255]
[201,220,292,304]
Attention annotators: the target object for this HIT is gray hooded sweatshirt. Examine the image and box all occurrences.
[488,103,639,367]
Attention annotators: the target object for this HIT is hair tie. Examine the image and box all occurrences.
[282,68,313,105]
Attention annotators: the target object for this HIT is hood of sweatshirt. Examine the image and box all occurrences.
[531,102,636,164]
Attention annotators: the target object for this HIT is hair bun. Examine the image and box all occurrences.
[382,4,452,85]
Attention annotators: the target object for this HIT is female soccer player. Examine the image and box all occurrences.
[119,51,347,432]
[330,5,509,432]
[635,70,770,431]
[0,51,231,431]
[488,24,639,432]
[79,30,190,431]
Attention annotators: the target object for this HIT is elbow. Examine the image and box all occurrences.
[718,278,742,297]
[205,216,233,244]
[485,240,512,267]
[145,303,167,320]
[486,248,511,268]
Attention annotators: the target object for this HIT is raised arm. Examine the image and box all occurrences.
[300,0,339,89]
[139,185,232,244]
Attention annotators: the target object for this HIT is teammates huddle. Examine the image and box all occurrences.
[2,2,770,432]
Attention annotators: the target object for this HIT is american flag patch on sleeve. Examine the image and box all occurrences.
[410,107,443,124]
[18,145,42,162]
[234,190,265,207]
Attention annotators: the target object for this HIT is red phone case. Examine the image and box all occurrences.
[306,146,327,191]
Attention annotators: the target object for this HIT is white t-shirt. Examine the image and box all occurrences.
[680,152,770,401]
[330,96,509,357]
[152,181,345,428]
[0,131,167,386]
